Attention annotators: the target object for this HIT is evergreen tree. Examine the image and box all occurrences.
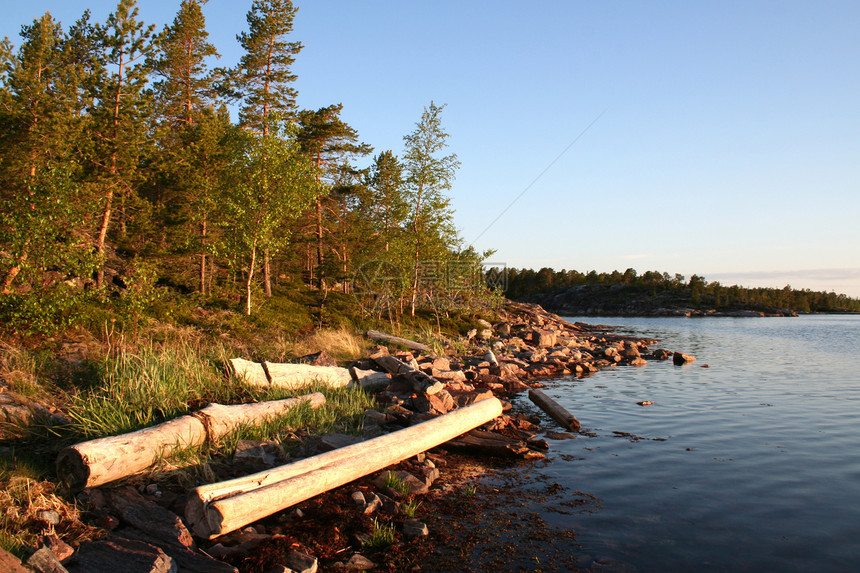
[235,0,302,135]
[148,0,224,293]
[296,103,371,289]
[402,102,460,315]
[89,0,154,287]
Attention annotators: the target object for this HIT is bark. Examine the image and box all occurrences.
[56,393,325,491]
[186,396,503,538]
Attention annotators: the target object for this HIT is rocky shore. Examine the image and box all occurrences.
[1,301,695,573]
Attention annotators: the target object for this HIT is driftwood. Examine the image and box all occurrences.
[186,396,503,538]
[373,355,444,395]
[229,358,352,390]
[366,330,431,352]
[528,388,581,431]
[57,393,326,491]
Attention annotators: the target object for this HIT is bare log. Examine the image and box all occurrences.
[187,396,503,538]
[57,393,326,491]
[528,388,581,431]
[373,355,444,395]
[229,358,268,386]
[366,330,431,352]
[263,362,352,390]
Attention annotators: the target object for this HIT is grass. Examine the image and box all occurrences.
[464,484,478,496]
[364,518,396,548]
[382,471,412,497]
[402,498,422,518]
[287,326,366,364]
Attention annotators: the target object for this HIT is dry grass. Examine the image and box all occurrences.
[288,327,366,364]
[0,462,103,556]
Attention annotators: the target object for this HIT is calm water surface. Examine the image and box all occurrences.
[506,315,860,572]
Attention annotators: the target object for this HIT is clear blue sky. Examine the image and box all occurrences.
[4,1,859,296]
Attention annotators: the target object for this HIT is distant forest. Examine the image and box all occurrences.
[502,267,860,314]
[0,0,490,333]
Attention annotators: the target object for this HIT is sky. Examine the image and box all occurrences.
[3,1,859,297]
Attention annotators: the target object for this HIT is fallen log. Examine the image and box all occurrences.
[263,362,352,390]
[186,396,503,538]
[366,330,431,353]
[373,355,444,395]
[57,393,326,491]
[528,388,581,431]
[229,358,268,386]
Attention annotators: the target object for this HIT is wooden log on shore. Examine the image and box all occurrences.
[528,388,581,431]
[230,358,352,390]
[366,330,431,353]
[373,355,444,395]
[186,396,503,539]
[57,393,326,491]
[263,362,352,390]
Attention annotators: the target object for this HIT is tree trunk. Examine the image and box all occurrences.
[56,393,326,491]
[199,217,207,295]
[186,396,503,538]
[263,250,272,297]
[245,245,256,315]
[365,330,431,353]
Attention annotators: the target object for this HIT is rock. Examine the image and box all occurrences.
[344,553,376,570]
[65,537,176,573]
[284,550,318,573]
[351,491,366,506]
[673,352,696,365]
[234,439,281,466]
[363,493,381,515]
[296,351,337,367]
[26,547,69,573]
[477,328,494,341]
[402,518,429,537]
[318,433,365,452]
[107,487,194,550]
[37,509,62,526]
[531,329,557,348]
[477,318,493,329]
[40,534,74,562]
[350,368,390,391]
[0,547,29,572]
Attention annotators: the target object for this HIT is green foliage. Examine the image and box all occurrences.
[382,471,411,497]
[402,498,422,518]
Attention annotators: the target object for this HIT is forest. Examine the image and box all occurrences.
[0,0,495,335]
[503,267,860,314]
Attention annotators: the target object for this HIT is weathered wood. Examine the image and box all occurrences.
[263,362,352,390]
[187,396,503,538]
[373,355,444,395]
[57,393,325,491]
[65,537,175,573]
[229,358,268,386]
[109,487,195,550]
[25,547,68,573]
[528,388,581,431]
[366,330,431,352]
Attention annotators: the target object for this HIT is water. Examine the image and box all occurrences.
[508,315,860,572]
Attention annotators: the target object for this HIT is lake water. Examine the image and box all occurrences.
[506,314,860,572]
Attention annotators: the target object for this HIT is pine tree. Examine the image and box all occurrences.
[89,0,154,287]
[402,102,460,315]
[296,103,371,290]
[148,0,224,293]
[235,0,302,135]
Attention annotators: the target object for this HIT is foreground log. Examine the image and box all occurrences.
[186,396,503,538]
[229,358,268,386]
[263,362,352,389]
[528,388,581,431]
[373,355,444,395]
[366,330,431,353]
[57,393,325,491]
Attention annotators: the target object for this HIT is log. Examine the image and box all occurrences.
[263,362,352,390]
[528,388,581,431]
[366,330,431,353]
[57,393,325,491]
[373,355,444,395]
[229,358,268,386]
[186,396,503,538]
[443,429,545,460]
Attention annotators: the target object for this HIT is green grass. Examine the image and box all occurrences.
[402,498,422,518]
[382,471,411,497]
[364,518,396,548]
